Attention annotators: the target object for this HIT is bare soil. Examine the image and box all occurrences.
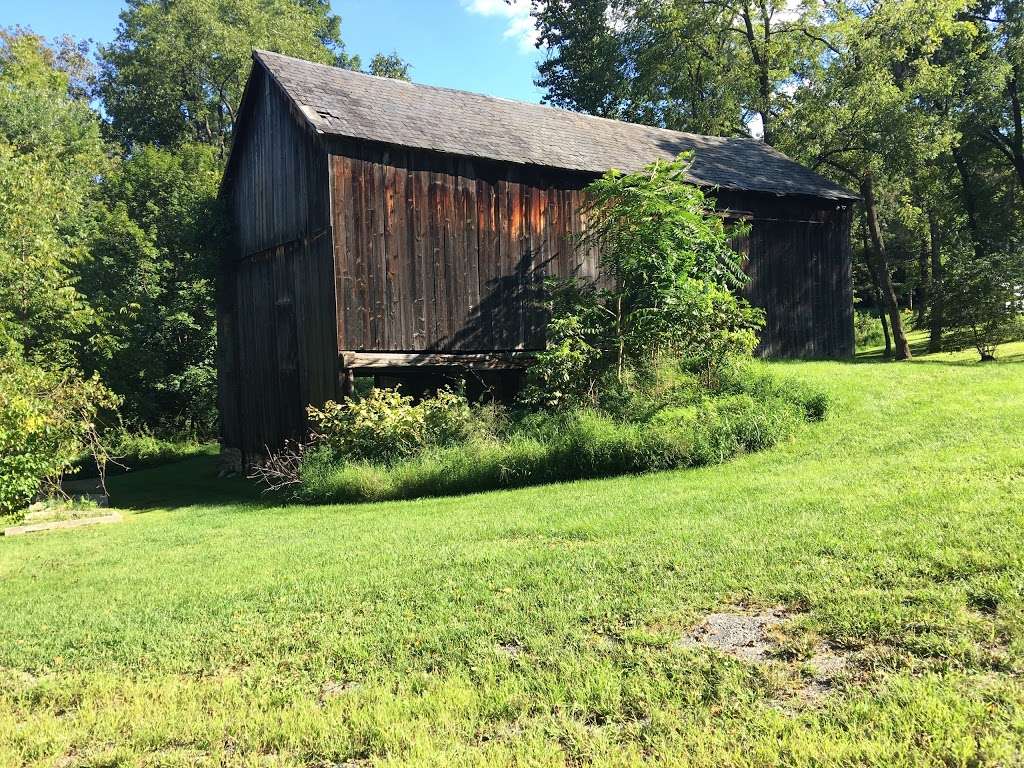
[680,605,853,705]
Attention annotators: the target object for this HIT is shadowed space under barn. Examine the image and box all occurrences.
[217,50,858,456]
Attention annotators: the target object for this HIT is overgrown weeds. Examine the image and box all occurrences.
[277,358,827,505]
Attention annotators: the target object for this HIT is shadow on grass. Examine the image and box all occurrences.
[107,453,282,512]
[853,342,1024,366]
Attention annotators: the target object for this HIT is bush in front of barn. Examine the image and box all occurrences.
[267,359,822,505]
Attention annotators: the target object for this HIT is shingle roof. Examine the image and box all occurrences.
[253,50,857,202]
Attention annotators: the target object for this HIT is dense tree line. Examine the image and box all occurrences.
[0,1,410,447]
[529,0,1024,360]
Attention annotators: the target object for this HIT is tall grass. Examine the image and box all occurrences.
[297,372,813,504]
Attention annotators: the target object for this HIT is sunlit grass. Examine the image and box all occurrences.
[2,341,1023,766]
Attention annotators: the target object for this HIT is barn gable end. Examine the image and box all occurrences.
[218,64,338,455]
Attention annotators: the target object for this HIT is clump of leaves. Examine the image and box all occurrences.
[0,344,120,520]
[306,387,485,464]
[521,153,763,409]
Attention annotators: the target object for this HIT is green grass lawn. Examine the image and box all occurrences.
[2,340,1024,767]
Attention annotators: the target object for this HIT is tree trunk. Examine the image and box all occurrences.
[927,210,944,353]
[866,258,892,357]
[861,212,891,356]
[916,241,929,327]
[860,175,911,360]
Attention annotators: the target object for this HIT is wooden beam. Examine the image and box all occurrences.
[340,350,534,370]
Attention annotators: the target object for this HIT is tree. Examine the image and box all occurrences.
[941,248,1024,360]
[369,52,411,81]
[959,1,1024,188]
[81,143,224,433]
[0,30,107,361]
[529,0,822,143]
[525,154,762,406]
[781,0,977,361]
[97,0,349,151]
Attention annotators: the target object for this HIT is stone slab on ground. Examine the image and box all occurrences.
[4,512,122,537]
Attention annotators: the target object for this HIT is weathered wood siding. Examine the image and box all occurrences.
[325,141,854,360]
[327,140,600,353]
[717,191,854,359]
[218,68,337,454]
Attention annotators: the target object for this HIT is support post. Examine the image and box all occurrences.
[340,367,355,400]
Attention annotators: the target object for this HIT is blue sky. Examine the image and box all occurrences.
[0,0,546,103]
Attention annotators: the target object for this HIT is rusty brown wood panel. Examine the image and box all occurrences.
[456,160,481,350]
[475,177,497,350]
[352,154,372,349]
[409,157,431,348]
[426,169,447,347]
[331,155,353,350]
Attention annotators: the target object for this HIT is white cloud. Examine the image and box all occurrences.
[461,0,537,53]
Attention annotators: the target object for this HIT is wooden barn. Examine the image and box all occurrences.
[217,50,858,457]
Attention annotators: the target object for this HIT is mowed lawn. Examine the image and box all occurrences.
[2,341,1024,767]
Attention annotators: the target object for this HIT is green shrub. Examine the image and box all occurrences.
[308,388,424,463]
[295,392,808,505]
[271,352,829,506]
[306,387,497,465]
[0,352,119,519]
[716,361,830,422]
[84,429,208,476]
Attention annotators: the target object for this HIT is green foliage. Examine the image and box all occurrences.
[296,392,805,505]
[81,143,223,433]
[97,0,347,149]
[0,348,119,519]
[0,31,106,361]
[97,0,412,150]
[854,310,887,350]
[941,251,1024,361]
[293,358,821,504]
[531,0,817,143]
[99,430,210,475]
[307,387,485,464]
[522,154,762,408]
[368,52,411,81]
[715,361,831,423]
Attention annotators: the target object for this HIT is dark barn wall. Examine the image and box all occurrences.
[218,67,338,455]
[717,191,855,359]
[327,139,600,353]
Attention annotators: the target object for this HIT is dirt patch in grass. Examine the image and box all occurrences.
[496,641,526,658]
[678,606,791,662]
[679,605,854,705]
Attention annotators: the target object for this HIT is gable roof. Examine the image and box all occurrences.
[249,50,857,202]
